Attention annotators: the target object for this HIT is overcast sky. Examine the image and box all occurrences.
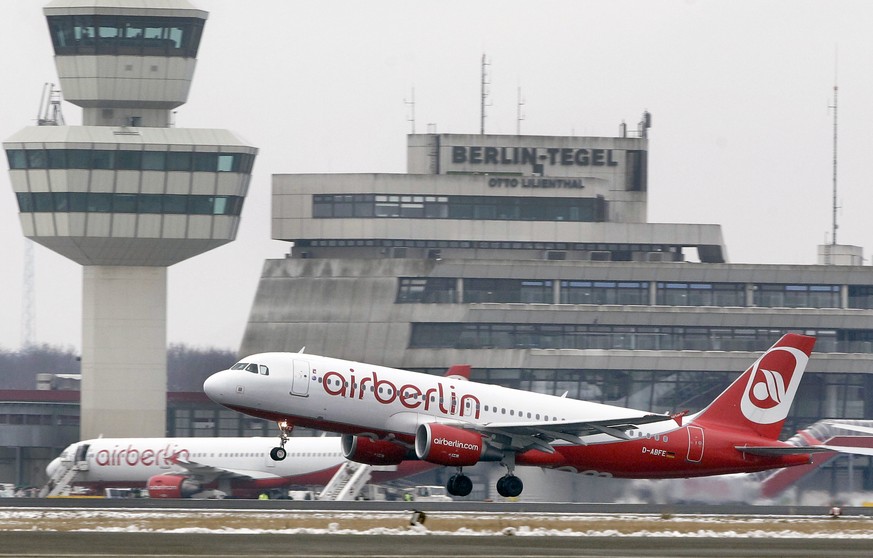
[1,0,872,354]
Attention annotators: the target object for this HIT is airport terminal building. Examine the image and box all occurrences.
[238,127,873,499]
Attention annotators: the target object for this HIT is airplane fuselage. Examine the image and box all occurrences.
[206,351,810,479]
[49,436,420,498]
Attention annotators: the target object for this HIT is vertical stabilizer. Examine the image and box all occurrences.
[694,334,815,440]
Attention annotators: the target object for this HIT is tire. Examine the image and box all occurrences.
[452,474,473,497]
[496,474,523,497]
[270,447,287,461]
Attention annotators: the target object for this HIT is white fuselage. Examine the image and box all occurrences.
[48,436,345,485]
[204,352,681,444]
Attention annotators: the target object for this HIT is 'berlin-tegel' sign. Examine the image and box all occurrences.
[451,146,619,167]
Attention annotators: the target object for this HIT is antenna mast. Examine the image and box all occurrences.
[480,54,490,134]
[516,86,526,135]
[404,87,416,134]
[830,77,838,245]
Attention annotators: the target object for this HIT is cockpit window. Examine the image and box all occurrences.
[230,362,268,375]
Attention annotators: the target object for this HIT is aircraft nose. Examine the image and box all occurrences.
[46,457,62,477]
[203,370,234,403]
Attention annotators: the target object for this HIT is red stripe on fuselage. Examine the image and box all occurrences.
[520,436,810,479]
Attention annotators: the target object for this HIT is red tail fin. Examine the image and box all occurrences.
[694,334,815,440]
[445,364,471,380]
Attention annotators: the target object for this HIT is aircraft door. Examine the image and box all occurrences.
[76,443,91,471]
[290,360,311,397]
[686,425,704,463]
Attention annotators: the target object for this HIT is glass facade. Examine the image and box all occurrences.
[410,323,872,353]
[313,193,607,222]
[562,280,649,305]
[6,149,255,174]
[16,192,244,216]
[464,279,553,303]
[395,276,873,311]
[849,285,873,309]
[656,282,745,306]
[46,15,204,58]
[397,278,457,303]
[754,284,840,308]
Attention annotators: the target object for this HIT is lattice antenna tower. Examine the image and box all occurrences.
[21,240,35,348]
[19,83,65,348]
[37,82,65,126]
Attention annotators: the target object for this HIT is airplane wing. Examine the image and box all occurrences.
[169,457,284,483]
[471,412,685,454]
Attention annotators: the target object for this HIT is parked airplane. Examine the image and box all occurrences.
[204,334,873,497]
[45,436,428,499]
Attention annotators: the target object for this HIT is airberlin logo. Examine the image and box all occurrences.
[750,368,786,409]
[95,444,189,467]
[434,437,480,452]
[740,347,807,425]
[322,370,481,419]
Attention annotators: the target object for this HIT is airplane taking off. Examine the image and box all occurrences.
[45,436,427,499]
[204,334,873,498]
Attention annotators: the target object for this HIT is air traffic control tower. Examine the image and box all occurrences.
[3,1,257,438]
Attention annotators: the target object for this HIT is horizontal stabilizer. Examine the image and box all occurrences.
[832,423,873,436]
[737,444,873,457]
[820,444,873,457]
[737,445,836,456]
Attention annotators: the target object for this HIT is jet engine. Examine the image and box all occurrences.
[415,423,496,466]
[341,435,409,466]
[146,474,202,498]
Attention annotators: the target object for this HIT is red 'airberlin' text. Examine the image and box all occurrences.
[95,444,190,467]
[322,371,481,419]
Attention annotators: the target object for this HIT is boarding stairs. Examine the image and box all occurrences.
[41,458,87,497]
[317,461,373,501]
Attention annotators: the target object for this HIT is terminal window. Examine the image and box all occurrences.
[312,193,606,222]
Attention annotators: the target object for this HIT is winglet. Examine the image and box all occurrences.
[445,364,471,380]
[672,410,688,427]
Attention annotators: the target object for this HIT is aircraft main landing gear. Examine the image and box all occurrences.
[496,474,523,498]
[270,420,293,461]
[496,451,524,497]
[446,468,473,497]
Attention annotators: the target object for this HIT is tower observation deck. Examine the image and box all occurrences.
[4,0,257,438]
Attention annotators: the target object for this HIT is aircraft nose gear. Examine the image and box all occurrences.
[496,474,523,498]
[446,469,473,497]
[270,420,294,461]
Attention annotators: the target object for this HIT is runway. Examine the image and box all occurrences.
[1,531,872,558]
[1,501,872,557]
